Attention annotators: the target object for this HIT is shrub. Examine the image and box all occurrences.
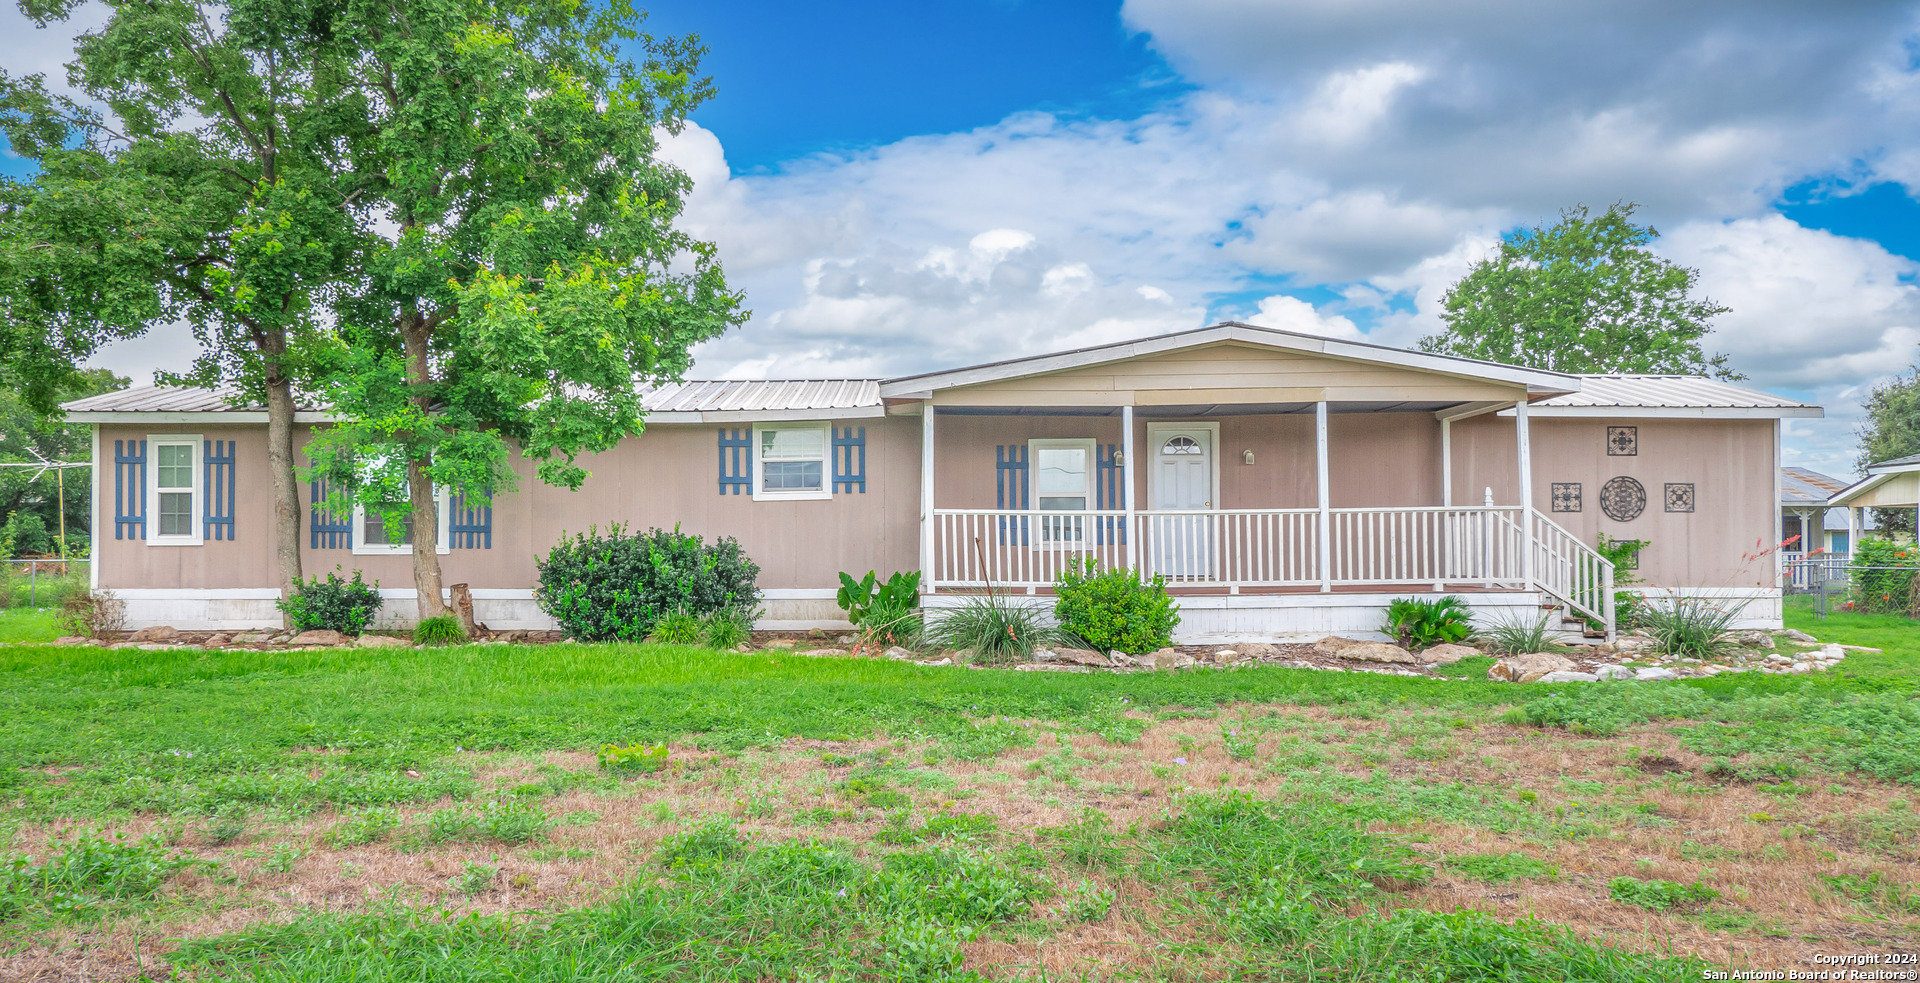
[836,570,920,625]
[412,614,466,647]
[927,592,1064,663]
[1636,593,1739,658]
[1849,538,1918,614]
[1052,558,1178,654]
[647,606,701,644]
[1608,875,1718,911]
[1382,595,1473,649]
[56,589,126,638]
[1475,612,1558,655]
[700,606,755,649]
[535,524,762,641]
[278,569,382,636]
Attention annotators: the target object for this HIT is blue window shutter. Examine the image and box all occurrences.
[1097,443,1126,545]
[114,439,146,540]
[832,426,866,493]
[995,444,1028,546]
[309,478,353,549]
[449,490,492,548]
[718,428,752,495]
[203,439,236,540]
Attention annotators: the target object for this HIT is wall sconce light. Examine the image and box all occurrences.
[1242,449,1255,465]
[1112,451,1125,466]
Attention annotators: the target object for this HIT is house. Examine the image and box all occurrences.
[1781,466,1874,555]
[1825,453,1920,547]
[64,323,1821,640]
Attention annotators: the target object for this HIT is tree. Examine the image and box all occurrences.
[0,368,128,556]
[1,0,362,598]
[1855,365,1920,538]
[1419,203,1738,378]
[301,0,745,623]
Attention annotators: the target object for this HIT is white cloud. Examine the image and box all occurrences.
[1243,295,1363,341]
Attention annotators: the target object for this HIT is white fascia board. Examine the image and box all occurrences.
[66,411,339,424]
[878,322,1580,398]
[1503,406,1823,420]
[1866,461,1920,476]
[1828,472,1894,506]
[1433,401,1512,423]
[641,406,886,425]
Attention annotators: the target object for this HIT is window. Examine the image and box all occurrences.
[352,488,452,555]
[147,435,201,545]
[754,424,831,501]
[1029,438,1095,545]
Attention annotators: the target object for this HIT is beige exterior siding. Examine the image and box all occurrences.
[933,342,1527,406]
[1451,415,1779,588]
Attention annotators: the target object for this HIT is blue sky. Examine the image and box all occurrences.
[6,0,1920,475]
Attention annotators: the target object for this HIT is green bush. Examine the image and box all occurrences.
[1849,538,1918,614]
[1382,595,1473,649]
[1051,558,1178,654]
[700,606,755,649]
[278,569,383,636]
[648,607,701,644]
[535,524,762,641]
[412,614,465,646]
[838,570,923,649]
[1636,593,1738,658]
[927,592,1064,663]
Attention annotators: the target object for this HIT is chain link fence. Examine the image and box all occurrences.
[1,558,91,609]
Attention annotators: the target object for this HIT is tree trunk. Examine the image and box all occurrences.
[264,366,303,610]
[408,455,449,622]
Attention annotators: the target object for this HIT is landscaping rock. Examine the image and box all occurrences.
[1312,636,1365,657]
[1634,667,1679,681]
[1054,647,1112,668]
[129,625,180,642]
[1818,644,1846,661]
[1031,647,1059,662]
[203,634,231,646]
[1138,647,1193,670]
[1235,643,1281,660]
[1612,637,1657,653]
[1417,643,1480,665]
[1210,649,1240,662]
[1594,665,1635,681]
[232,631,274,644]
[837,634,857,645]
[918,658,953,667]
[288,629,345,647]
[762,639,797,649]
[1487,652,1576,683]
[883,646,912,661]
[355,634,409,648]
[1733,631,1775,649]
[1538,670,1599,683]
[1338,642,1417,665]
[53,636,88,646]
[1781,629,1818,643]
[1109,653,1138,667]
[803,647,848,656]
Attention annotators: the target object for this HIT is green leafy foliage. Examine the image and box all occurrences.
[1444,852,1558,883]
[327,809,401,848]
[648,607,702,645]
[1608,876,1718,911]
[1382,595,1474,649]
[411,615,466,647]
[1052,558,1179,654]
[1062,879,1115,922]
[1419,202,1737,378]
[1476,612,1559,655]
[597,743,670,774]
[535,524,762,642]
[279,570,383,636]
[1849,538,1917,614]
[700,606,755,649]
[1635,593,1738,658]
[836,570,921,625]
[1856,365,1920,538]
[1,833,196,921]
[927,592,1065,663]
[450,861,497,897]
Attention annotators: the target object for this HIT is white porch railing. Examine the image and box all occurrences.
[929,505,1616,638]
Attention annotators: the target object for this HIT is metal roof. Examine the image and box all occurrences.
[641,380,880,413]
[1781,467,1851,505]
[1869,452,1920,470]
[64,386,258,413]
[1540,375,1815,410]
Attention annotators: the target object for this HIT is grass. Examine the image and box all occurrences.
[0,606,60,643]
[0,602,1912,979]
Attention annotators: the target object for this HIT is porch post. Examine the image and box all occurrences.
[1847,505,1859,556]
[1316,400,1331,593]
[1121,404,1136,579]
[1440,418,1452,508]
[921,402,936,595]
[1514,397,1534,586]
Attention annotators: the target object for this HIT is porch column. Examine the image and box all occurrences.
[1440,417,1452,508]
[921,403,936,595]
[1121,404,1136,577]
[1847,505,1859,557]
[1316,400,1331,593]
[1514,397,1534,586]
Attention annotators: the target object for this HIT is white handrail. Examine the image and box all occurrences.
[1526,509,1616,640]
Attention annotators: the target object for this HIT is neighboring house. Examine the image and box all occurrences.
[1781,466,1870,555]
[1826,453,1920,547]
[64,323,1821,639]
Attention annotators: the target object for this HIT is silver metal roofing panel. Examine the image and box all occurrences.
[1543,375,1813,410]
[640,380,882,413]
[1781,466,1850,504]
[63,386,255,413]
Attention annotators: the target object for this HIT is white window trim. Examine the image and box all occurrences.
[1028,437,1098,549]
[352,486,453,555]
[145,434,203,546]
[752,422,833,502]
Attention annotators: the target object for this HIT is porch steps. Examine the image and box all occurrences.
[1540,601,1608,643]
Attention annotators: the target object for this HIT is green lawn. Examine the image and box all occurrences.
[0,606,59,644]
[0,607,1913,981]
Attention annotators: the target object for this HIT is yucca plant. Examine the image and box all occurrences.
[926,593,1063,664]
[1635,594,1739,659]
[1474,612,1559,655]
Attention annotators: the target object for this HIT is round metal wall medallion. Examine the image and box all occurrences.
[1599,476,1647,522]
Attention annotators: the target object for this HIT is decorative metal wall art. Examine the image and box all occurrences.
[1607,426,1638,456]
[1665,483,1695,513]
[1599,476,1647,521]
[1550,482,1582,512]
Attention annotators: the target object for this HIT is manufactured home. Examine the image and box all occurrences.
[64,323,1820,641]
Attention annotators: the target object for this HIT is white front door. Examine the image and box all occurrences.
[1149,427,1214,577]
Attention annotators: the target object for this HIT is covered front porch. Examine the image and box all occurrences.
[885,326,1617,639]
